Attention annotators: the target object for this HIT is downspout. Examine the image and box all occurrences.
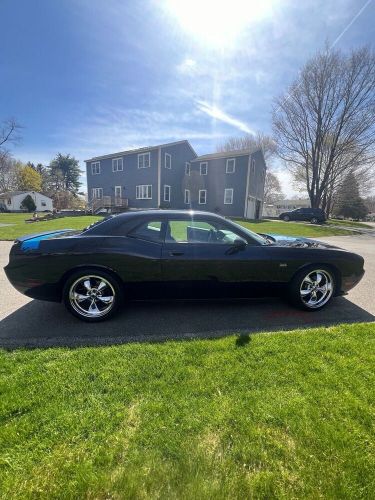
[157,147,161,207]
[244,154,251,218]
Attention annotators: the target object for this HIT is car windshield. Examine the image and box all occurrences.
[228,219,269,245]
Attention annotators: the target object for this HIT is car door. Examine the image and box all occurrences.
[161,215,273,297]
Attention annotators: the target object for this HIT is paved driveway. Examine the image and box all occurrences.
[0,236,374,349]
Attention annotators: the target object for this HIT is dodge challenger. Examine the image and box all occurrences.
[4,210,365,322]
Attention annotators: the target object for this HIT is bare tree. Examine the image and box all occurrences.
[0,118,22,150]
[0,151,18,192]
[216,132,277,162]
[273,46,375,208]
[264,171,284,204]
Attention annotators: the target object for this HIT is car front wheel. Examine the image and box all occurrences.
[63,270,122,322]
[289,266,335,311]
[310,217,319,224]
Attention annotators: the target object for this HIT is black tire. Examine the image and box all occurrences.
[63,268,123,322]
[283,215,290,222]
[288,265,336,311]
[310,217,318,224]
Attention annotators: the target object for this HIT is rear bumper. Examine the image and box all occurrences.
[4,266,61,302]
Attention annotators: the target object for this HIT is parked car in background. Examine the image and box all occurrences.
[4,210,364,322]
[279,207,326,224]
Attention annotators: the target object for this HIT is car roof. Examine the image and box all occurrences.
[112,209,225,219]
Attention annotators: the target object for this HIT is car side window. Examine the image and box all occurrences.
[128,220,163,243]
[165,219,246,244]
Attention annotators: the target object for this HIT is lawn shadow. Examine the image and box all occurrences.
[0,296,374,349]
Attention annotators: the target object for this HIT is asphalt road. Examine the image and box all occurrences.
[0,235,374,349]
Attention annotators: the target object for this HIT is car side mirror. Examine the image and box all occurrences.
[233,238,247,249]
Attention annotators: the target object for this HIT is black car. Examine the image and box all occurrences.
[279,207,326,224]
[4,210,364,322]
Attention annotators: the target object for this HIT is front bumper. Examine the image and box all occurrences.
[341,269,365,293]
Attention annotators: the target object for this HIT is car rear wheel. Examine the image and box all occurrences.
[289,266,335,311]
[283,215,290,222]
[63,270,122,322]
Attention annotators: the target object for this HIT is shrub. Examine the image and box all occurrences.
[20,194,36,212]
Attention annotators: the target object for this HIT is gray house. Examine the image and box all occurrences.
[85,140,266,219]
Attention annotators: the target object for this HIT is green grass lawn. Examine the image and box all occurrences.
[235,219,355,237]
[0,213,102,240]
[327,219,373,229]
[0,213,356,240]
[1,323,374,499]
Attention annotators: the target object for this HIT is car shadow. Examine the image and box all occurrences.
[0,296,374,349]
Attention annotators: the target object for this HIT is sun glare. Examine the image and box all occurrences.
[165,0,275,48]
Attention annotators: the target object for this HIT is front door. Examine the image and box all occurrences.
[161,216,263,297]
[115,186,122,206]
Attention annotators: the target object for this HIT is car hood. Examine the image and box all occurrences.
[260,233,340,249]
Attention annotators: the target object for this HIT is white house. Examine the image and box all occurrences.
[0,191,53,212]
[263,198,310,217]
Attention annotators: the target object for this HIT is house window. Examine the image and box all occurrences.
[226,158,235,173]
[7,198,11,205]
[138,152,151,169]
[185,163,190,176]
[92,188,103,199]
[164,185,171,202]
[199,189,207,204]
[200,162,208,175]
[112,157,123,172]
[41,201,46,207]
[115,186,122,198]
[184,189,190,204]
[251,158,256,175]
[165,153,171,169]
[136,185,152,199]
[91,162,100,175]
[224,188,233,204]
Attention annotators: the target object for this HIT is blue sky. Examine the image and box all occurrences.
[1,0,374,195]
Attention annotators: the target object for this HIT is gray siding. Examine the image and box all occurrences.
[86,143,265,218]
[160,142,197,209]
[188,155,249,217]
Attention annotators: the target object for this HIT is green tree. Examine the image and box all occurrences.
[333,172,368,219]
[49,153,81,194]
[16,164,42,192]
[20,194,36,212]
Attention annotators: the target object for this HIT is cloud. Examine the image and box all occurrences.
[177,58,197,74]
[195,100,256,135]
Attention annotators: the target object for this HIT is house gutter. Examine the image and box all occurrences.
[244,153,251,218]
[157,147,161,207]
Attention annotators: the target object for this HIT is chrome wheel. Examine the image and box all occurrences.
[300,269,334,309]
[69,275,115,318]
[283,215,290,222]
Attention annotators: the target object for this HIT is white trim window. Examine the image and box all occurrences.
[92,187,103,199]
[224,188,233,204]
[199,189,207,204]
[226,158,235,174]
[164,185,171,202]
[251,158,256,175]
[165,153,172,169]
[136,184,152,199]
[184,189,190,204]
[112,157,123,172]
[91,162,100,175]
[115,185,122,198]
[200,162,208,175]
[138,152,151,169]
[185,162,190,176]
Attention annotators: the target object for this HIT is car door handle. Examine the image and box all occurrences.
[169,251,184,256]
